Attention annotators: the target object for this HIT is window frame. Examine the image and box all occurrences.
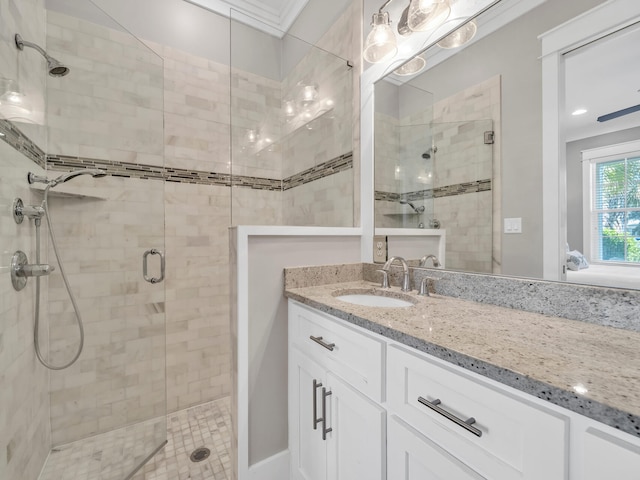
[582,140,640,266]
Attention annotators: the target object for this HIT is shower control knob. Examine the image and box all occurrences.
[11,250,55,291]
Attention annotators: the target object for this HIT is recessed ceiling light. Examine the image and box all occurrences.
[572,108,587,116]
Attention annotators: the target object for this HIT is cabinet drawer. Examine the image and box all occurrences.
[387,345,568,480]
[289,301,384,402]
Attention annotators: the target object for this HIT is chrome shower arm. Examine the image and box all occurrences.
[15,34,48,58]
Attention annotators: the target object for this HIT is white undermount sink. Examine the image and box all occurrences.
[334,293,414,308]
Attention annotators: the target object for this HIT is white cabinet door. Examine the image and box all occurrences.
[388,415,487,480]
[290,349,327,480]
[326,373,386,480]
[581,427,640,480]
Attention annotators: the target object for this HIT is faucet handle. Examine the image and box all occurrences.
[418,277,438,296]
[376,269,390,288]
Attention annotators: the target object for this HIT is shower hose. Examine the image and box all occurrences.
[33,186,85,370]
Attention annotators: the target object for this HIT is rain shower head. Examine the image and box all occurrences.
[15,34,70,77]
[28,169,107,188]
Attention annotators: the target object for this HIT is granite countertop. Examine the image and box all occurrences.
[284,280,640,437]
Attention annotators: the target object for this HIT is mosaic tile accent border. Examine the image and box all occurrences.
[2,118,352,190]
[375,178,492,203]
[0,119,46,167]
[48,153,352,191]
[282,153,353,191]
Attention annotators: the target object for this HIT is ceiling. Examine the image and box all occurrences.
[564,22,640,142]
[183,0,309,37]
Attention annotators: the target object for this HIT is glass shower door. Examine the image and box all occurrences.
[40,2,167,479]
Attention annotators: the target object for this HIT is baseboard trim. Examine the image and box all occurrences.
[248,449,290,480]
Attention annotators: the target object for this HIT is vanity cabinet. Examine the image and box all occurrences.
[387,345,568,479]
[388,414,486,479]
[288,301,386,480]
[287,300,640,480]
[577,421,640,479]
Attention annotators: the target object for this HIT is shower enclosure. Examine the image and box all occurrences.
[1,0,166,478]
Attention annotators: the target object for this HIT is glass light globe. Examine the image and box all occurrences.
[437,20,477,49]
[407,0,451,32]
[363,12,398,64]
[394,56,426,76]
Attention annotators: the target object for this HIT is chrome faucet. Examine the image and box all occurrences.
[419,254,441,268]
[382,256,411,292]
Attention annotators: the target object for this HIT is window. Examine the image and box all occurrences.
[583,144,640,264]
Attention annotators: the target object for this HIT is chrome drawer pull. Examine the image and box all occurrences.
[418,396,483,437]
[310,335,335,351]
[313,379,323,430]
[322,387,333,440]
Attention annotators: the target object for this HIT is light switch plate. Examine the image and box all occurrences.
[373,235,387,263]
[504,217,522,234]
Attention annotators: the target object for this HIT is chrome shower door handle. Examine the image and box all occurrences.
[143,248,165,284]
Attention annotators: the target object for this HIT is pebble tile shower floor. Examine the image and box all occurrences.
[38,397,231,480]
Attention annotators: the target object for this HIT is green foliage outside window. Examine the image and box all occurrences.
[596,157,640,263]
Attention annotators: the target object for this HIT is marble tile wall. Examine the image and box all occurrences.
[0,141,51,480]
[230,68,282,180]
[45,11,164,164]
[45,175,166,445]
[162,44,231,174]
[0,2,51,480]
[279,3,356,226]
[433,75,502,273]
[164,182,232,411]
[282,169,354,226]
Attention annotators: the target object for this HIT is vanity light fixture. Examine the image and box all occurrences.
[393,54,426,76]
[363,0,454,64]
[407,0,451,33]
[363,4,398,64]
[437,19,477,48]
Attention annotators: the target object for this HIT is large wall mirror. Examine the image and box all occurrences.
[373,0,640,289]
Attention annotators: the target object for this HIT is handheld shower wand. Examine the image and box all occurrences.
[399,199,425,213]
[27,169,106,370]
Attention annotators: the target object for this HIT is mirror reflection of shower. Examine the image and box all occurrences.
[422,145,437,159]
[399,199,425,213]
[26,169,106,370]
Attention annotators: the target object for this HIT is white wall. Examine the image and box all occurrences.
[230,227,361,479]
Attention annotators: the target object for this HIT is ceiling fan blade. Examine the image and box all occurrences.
[597,104,640,122]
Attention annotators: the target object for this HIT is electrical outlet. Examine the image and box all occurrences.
[373,236,387,263]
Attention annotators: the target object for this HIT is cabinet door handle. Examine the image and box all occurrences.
[322,387,333,440]
[310,335,335,351]
[418,396,483,437]
[312,379,323,430]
